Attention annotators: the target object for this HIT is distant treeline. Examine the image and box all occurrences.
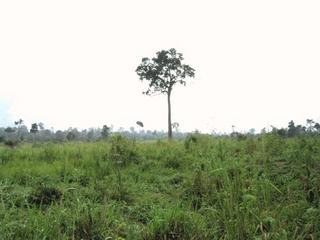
[0,120,189,146]
[0,119,320,146]
[229,119,320,140]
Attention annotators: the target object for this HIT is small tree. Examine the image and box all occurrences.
[14,119,23,127]
[66,128,79,141]
[288,120,296,137]
[38,122,45,131]
[4,125,18,147]
[66,131,76,141]
[101,125,110,139]
[30,123,39,134]
[136,48,195,139]
[14,119,24,141]
[55,130,65,142]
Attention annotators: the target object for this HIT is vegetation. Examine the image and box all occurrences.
[2,119,320,144]
[0,132,319,239]
[136,48,195,139]
[0,121,188,144]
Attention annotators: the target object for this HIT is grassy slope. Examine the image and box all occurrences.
[0,134,319,239]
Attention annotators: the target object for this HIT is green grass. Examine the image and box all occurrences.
[0,134,319,239]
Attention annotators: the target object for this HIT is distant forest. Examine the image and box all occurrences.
[1,119,320,146]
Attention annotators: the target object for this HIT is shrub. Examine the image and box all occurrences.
[4,140,19,148]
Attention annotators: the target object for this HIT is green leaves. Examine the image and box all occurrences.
[136,48,195,95]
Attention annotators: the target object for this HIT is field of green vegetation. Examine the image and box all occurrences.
[0,134,319,239]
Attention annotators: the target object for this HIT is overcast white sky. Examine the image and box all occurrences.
[0,0,319,133]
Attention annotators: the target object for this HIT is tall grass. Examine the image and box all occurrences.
[0,134,319,239]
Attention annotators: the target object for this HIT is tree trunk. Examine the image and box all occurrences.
[167,90,172,139]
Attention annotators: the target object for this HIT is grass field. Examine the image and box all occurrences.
[0,134,319,239]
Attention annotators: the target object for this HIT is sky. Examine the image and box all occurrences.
[0,0,319,133]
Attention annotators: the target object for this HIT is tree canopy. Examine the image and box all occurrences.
[136,48,195,95]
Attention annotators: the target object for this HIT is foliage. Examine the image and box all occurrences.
[30,123,39,134]
[136,48,195,95]
[0,135,319,239]
[4,139,19,148]
[1,118,319,144]
[101,125,110,139]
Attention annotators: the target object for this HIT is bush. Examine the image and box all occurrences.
[4,140,19,148]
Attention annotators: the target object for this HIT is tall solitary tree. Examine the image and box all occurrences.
[136,48,195,139]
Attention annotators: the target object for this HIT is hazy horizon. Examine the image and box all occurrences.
[1,1,319,133]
